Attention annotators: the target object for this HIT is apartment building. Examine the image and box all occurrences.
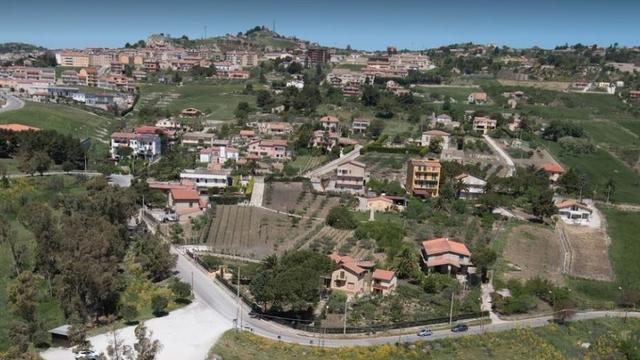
[406,158,441,197]
[306,48,331,65]
[57,52,90,67]
[4,66,56,83]
[225,51,258,67]
[110,132,162,160]
[61,70,81,85]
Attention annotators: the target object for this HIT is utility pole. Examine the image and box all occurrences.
[343,299,349,335]
[237,264,242,331]
[191,271,194,297]
[449,291,454,325]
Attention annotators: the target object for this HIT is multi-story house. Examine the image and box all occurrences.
[371,269,397,296]
[179,169,230,191]
[327,253,367,297]
[454,173,487,199]
[351,118,370,133]
[320,115,340,130]
[61,70,81,85]
[110,132,161,160]
[421,238,472,275]
[248,139,289,160]
[472,116,497,134]
[406,159,441,197]
[335,161,368,193]
[421,130,451,150]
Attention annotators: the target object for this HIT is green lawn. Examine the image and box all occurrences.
[580,121,640,146]
[414,85,477,102]
[211,318,640,360]
[544,141,640,204]
[0,101,113,141]
[137,82,256,120]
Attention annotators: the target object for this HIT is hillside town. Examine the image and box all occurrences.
[1,15,640,360]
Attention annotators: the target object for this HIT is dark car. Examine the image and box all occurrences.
[451,324,469,332]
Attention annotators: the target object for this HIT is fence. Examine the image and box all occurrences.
[208,257,482,334]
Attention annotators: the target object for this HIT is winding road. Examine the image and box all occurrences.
[0,92,25,113]
[173,246,639,348]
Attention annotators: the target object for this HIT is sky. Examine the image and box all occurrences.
[1,0,639,50]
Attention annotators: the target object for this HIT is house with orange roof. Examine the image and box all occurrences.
[555,199,593,225]
[372,269,397,296]
[248,139,289,160]
[320,115,340,130]
[420,238,472,275]
[168,188,206,214]
[541,163,565,182]
[468,92,488,104]
[0,124,40,132]
[327,253,368,297]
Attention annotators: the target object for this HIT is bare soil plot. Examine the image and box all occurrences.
[503,225,563,283]
[497,79,571,91]
[563,225,614,281]
[359,152,411,183]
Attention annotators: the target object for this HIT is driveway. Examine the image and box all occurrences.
[40,300,232,360]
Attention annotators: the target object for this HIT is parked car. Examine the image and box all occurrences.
[417,328,433,337]
[451,324,468,332]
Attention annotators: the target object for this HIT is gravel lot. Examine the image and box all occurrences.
[41,299,232,360]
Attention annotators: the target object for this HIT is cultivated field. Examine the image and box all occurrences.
[502,225,563,283]
[562,224,613,281]
[136,82,256,120]
[207,182,342,258]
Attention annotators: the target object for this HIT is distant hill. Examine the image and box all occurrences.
[148,26,313,52]
[0,42,45,53]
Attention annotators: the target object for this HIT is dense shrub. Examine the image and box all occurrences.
[326,206,358,230]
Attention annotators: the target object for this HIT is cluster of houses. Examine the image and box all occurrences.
[326,236,474,299]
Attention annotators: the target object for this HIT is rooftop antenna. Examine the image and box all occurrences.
[272,19,276,33]
[204,25,207,39]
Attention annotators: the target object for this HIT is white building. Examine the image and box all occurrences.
[286,79,304,89]
[421,130,450,150]
[110,133,161,160]
[555,199,593,225]
[180,169,230,190]
[454,173,487,199]
[199,146,240,164]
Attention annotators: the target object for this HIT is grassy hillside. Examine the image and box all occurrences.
[0,102,113,141]
[212,318,640,360]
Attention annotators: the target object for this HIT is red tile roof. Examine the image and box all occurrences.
[320,115,339,123]
[170,188,201,201]
[372,269,396,282]
[555,199,592,212]
[421,238,471,257]
[542,163,564,174]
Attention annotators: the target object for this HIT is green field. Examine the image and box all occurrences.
[212,318,640,360]
[136,82,256,120]
[566,208,640,307]
[544,141,640,204]
[288,155,328,174]
[414,85,478,102]
[0,102,113,141]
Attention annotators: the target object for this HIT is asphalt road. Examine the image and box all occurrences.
[0,92,25,113]
[173,247,639,348]
[304,144,362,178]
